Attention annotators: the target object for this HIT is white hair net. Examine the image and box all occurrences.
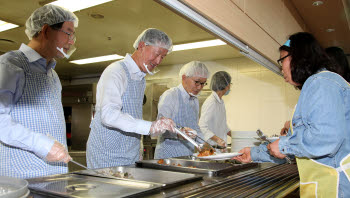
[179,61,210,79]
[25,4,79,40]
[210,71,231,91]
[133,28,173,53]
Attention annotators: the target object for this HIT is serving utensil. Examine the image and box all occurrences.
[256,129,292,164]
[175,127,224,151]
[174,127,201,149]
[70,160,101,175]
[194,135,226,150]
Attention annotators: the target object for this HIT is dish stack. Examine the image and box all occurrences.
[231,131,261,152]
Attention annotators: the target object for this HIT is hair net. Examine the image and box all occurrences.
[179,61,210,79]
[25,4,79,40]
[133,28,173,53]
[210,71,231,91]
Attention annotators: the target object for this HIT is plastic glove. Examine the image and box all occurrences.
[46,141,71,163]
[150,117,175,136]
[211,136,226,147]
[176,127,197,140]
[182,127,197,139]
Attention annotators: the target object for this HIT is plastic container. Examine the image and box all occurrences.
[0,176,29,198]
[231,131,261,152]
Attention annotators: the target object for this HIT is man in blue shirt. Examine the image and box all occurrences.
[0,4,78,179]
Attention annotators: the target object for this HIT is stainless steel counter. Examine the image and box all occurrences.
[29,162,299,198]
[149,163,299,198]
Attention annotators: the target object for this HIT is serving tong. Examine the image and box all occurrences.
[174,127,225,151]
[256,129,292,164]
[70,159,101,175]
[174,127,201,149]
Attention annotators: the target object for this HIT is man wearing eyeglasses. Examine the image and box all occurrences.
[0,4,78,179]
[86,28,176,169]
[154,61,211,159]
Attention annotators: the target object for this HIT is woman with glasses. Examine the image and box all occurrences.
[199,71,232,150]
[154,61,211,159]
[234,32,350,197]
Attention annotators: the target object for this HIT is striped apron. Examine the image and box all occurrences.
[154,88,201,159]
[87,62,145,168]
[0,50,67,179]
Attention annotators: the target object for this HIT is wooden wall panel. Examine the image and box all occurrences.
[181,0,305,63]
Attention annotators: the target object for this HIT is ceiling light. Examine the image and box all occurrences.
[49,0,113,12]
[0,20,19,32]
[70,39,227,65]
[172,39,226,51]
[312,1,323,6]
[70,54,124,65]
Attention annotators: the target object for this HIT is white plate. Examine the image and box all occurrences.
[194,152,243,160]
[268,137,279,141]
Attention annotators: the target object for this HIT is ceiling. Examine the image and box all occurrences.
[0,0,349,80]
[290,0,350,55]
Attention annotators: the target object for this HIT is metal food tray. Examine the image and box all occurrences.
[73,166,202,189]
[27,173,161,198]
[136,159,256,176]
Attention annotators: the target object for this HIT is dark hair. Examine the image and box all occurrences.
[32,22,64,38]
[325,47,350,82]
[49,22,64,30]
[279,32,336,89]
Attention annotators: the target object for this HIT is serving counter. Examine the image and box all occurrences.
[28,159,299,198]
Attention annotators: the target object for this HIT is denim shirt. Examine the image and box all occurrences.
[251,70,350,196]
[252,71,350,164]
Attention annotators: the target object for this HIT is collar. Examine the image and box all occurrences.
[125,53,146,79]
[212,91,224,104]
[19,43,56,69]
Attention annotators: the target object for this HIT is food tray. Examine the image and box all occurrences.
[27,174,160,198]
[136,159,256,176]
[73,166,202,189]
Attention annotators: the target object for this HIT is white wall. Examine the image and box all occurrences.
[63,56,300,137]
[147,57,300,136]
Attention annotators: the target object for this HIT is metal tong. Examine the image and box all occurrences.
[174,127,224,150]
[195,135,226,150]
[256,129,292,164]
[70,159,101,175]
[174,127,201,149]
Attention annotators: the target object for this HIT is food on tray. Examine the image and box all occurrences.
[112,171,130,178]
[197,149,215,157]
[98,169,133,179]
[157,159,165,164]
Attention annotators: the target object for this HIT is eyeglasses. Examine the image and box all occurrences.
[192,79,207,87]
[277,54,290,66]
[55,29,76,41]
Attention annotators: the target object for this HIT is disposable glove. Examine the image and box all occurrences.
[149,117,175,136]
[182,127,197,139]
[46,141,71,163]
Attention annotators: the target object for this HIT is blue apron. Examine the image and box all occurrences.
[87,62,145,168]
[154,88,201,159]
[0,50,67,179]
